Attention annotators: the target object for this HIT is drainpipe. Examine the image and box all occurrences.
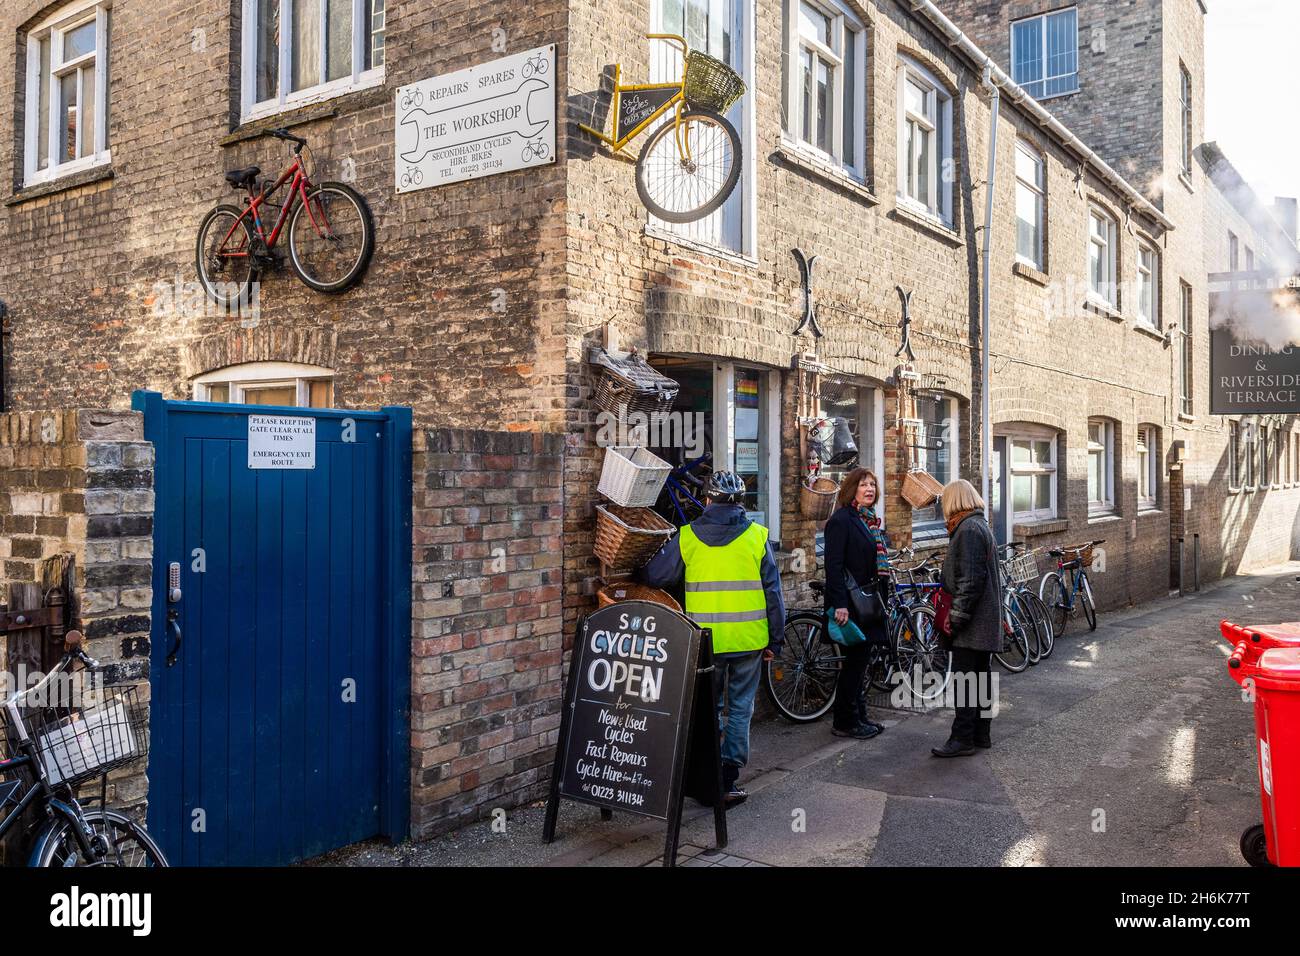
[980,61,1000,519]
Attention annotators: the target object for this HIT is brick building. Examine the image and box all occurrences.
[2,0,1299,854]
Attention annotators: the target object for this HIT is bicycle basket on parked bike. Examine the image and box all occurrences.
[31,684,148,789]
[1063,543,1096,569]
[683,51,746,113]
[1005,551,1038,586]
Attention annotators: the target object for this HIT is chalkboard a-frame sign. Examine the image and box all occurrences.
[543,600,727,866]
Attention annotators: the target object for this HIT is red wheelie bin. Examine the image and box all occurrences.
[1220,619,1300,667]
[1226,638,1300,867]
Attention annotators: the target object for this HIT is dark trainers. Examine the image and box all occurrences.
[931,738,977,758]
[723,787,749,809]
[833,723,881,740]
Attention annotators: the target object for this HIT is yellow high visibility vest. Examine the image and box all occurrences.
[679,521,770,654]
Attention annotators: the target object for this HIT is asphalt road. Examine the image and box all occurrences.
[311,563,1298,867]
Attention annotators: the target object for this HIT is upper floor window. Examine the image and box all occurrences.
[783,0,866,177]
[1179,64,1193,176]
[1229,231,1239,271]
[896,56,953,226]
[1229,421,1241,489]
[242,0,386,122]
[1088,206,1118,309]
[194,362,335,408]
[1087,417,1115,514]
[1015,140,1045,270]
[1179,281,1193,416]
[23,0,112,188]
[1011,7,1078,99]
[1137,241,1160,329]
[1245,247,1255,274]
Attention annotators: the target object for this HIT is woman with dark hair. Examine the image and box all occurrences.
[822,467,889,739]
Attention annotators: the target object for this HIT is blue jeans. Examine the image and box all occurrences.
[712,650,763,769]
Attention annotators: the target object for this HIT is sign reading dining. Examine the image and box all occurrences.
[394,45,556,193]
[247,415,316,470]
[1210,329,1300,415]
[556,603,699,821]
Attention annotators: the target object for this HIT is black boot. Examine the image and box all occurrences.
[721,762,748,808]
[931,738,977,758]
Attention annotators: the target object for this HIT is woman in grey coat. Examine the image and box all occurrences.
[932,479,1001,758]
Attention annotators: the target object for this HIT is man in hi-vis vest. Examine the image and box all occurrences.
[641,471,785,807]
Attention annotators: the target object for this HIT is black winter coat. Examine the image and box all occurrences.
[940,511,1002,652]
[823,505,888,643]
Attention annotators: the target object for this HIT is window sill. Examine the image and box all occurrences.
[1178,172,1195,195]
[239,68,386,127]
[891,202,962,245]
[643,225,758,268]
[1132,322,1167,343]
[1013,261,1050,286]
[1085,298,1123,321]
[7,163,114,206]
[1137,505,1162,517]
[773,139,878,205]
[1012,518,1066,538]
[226,81,388,144]
[1177,413,1196,424]
[1088,512,1122,525]
[1038,86,1081,102]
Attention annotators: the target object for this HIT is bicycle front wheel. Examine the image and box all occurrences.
[1025,591,1055,659]
[894,605,951,701]
[1039,571,1069,639]
[288,181,375,293]
[765,612,840,722]
[33,808,169,867]
[994,610,1031,674]
[1080,574,1098,631]
[635,109,742,223]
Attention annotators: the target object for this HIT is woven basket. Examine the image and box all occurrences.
[594,503,677,570]
[1065,543,1096,569]
[901,470,944,509]
[683,50,746,113]
[799,476,838,520]
[597,445,672,508]
[595,582,683,614]
[590,349,679,419]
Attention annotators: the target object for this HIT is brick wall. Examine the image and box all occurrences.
[409,427,565,838]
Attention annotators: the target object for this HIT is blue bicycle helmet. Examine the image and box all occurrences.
[706,471,747,504]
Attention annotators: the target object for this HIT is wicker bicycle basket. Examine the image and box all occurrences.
[590,348,680,419]
[683,50,747,114]
[595,581,683,614]
[901,470,944,509]
[30,683,148,789]
[1065,543,1097,569]
[594,503,677,571]
[799,476,839,521]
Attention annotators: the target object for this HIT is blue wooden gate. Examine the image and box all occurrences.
[132,392,411,866]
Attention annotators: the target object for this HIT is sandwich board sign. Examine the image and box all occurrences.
[543,601,726,865]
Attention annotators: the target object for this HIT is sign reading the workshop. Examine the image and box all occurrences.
[394,44,556,193]
[247,415,316,470]
[1210,328,1300,415]
[556,602,700,821]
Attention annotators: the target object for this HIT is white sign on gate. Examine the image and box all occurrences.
[394,45,556,192]
[248,415,316,470]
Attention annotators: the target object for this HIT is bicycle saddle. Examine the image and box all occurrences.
[224,165,261,189]
[808,580,826,595]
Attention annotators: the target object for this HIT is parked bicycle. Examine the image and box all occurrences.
[0,631,167,867]
[197,128,375,307]
[996,542,1054,672]
[1039,540,1105,637]
[578,33,745,223]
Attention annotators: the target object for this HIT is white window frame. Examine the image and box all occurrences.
[896,56,953,226]
[1243,421,1257,489]
[239,0,386,123]
[1088,206,1118,309]
[1179,64,1193,175]
[1010,7,1079,100]
[783,0,866,178]
[1137,426,1158,510]
[22,0,112,188]
[1179,281,1193,415]
[193,361,335,407]
[1004,427,1057,522]
[1137,241,1160,329]
[1015,140,1045,270]
[1087,418,1115,515]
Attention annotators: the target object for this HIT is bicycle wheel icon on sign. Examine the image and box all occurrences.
[521,137,550,163]
[522,51,549,79]
[399,168,424,189]
[400,89,424,111]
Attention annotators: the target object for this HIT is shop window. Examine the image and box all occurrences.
[1005,428,1057,521]
[912,393,958,538]
[241,0,386,122]
[23,0,112,188]
[817,380,880,489]
[1087,418,1115,514]
[1138,425,1159,510]
[782,0,866,178]
[194,362,335,408]
[650,0,751,254]
[896,56,954,226]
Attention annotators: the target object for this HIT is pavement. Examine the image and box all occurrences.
[310,563,1300,867]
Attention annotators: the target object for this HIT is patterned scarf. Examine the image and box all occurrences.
[857,504,890,576]
[945,508,978,537]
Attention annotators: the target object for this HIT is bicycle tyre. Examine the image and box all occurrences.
[635,109,742,223]
[1025,591,1055,659]
[1039,571,1069,639]
[287,181,375,293]
[195,203,258,309]
[32,808,169,867]
[994,609,1031,674]
[1080,574,1098,631]
[1017,593,1042,665]
[764,612,840,722]
[894,605,951,701]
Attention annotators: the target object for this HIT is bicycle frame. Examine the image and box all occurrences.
[578,33,693,155]
[217,155,325,259]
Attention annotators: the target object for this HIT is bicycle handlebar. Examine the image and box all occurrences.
[2,631,98,708]
[645,33,689,55]
[267,127,308,152]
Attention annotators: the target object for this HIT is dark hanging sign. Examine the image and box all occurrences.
[1210,327,1300,415]
[616,87,679,143]
[544,601,726,865]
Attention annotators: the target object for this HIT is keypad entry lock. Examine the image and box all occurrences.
[166,562,183,666]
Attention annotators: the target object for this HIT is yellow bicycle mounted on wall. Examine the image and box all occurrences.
[579,34,746,223]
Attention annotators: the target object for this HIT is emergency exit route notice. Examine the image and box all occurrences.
[248,415,316,470]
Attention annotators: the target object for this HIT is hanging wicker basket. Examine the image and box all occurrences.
[901,470,944,509]
[683,51,747,114]
[594,503,677,570]
[799,476,839,521]
[590,348,679,419]
[595,581,683,614]
[597,445,672,508]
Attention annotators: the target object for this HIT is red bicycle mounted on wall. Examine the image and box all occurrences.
[196,128,375,307]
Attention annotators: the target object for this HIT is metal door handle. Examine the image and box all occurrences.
[166,610,183,667]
